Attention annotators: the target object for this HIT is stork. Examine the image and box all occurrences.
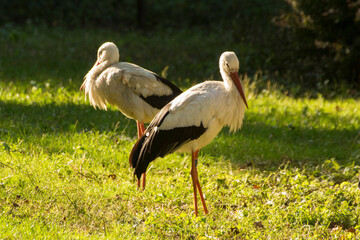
[80,42,182,189]
[129,51,248,216]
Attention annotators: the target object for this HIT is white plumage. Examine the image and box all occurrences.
[130,51,248,216]
[81,42,182,189]
[81,42,181,124]
[159,81,246,153]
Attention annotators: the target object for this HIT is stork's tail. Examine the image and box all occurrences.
[129,104,177,181]
[129,136,146,180]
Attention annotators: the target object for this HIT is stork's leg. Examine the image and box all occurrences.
[136,120,143,139]
[136,173,146,191]
[139,122,146,136]
[192,150,209,215]
[136,120,147,190]
[191,151,198,216]
[142,172,146,190]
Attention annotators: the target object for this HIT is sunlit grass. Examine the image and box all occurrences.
[1,26,360,239]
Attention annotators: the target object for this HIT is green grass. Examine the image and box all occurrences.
[1,25,360,239]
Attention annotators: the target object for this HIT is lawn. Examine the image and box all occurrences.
[1,25,360,239]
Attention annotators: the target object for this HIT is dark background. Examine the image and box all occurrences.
[1,0,359,94]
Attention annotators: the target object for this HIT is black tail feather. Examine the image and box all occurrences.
[129,131,160,180]
[129,101,207,182]
[129,136,146,170]
[130,123,207,181]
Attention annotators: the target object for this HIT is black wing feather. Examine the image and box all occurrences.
[139,75,182,109]
[129,104,207,180]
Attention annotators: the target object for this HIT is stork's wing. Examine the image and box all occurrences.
[129,102,207,179]
[114,62,182,109]
[129,84,222,179]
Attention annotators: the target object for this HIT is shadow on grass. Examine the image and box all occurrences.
[203,116,359,170]
[0,100,136,138]
[1,100,359,170]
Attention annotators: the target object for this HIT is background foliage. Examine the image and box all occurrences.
[275,0,360,87]
[1,0,359,89]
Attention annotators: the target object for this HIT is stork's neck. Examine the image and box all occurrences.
[221,69,236,92]
[220,68,245,108]
[220,68,246,132]
[83,61,111,95]
[93,61,111,78]
[85,61,111,86]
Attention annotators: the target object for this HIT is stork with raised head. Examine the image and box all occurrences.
[80,42,182,189]
[129,51,248,216]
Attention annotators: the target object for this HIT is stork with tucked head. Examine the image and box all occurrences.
[81,42,182,189]
[129,51,248,216]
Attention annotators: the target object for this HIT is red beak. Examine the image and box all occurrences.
[79,81,85,91]
[230,72,248,109]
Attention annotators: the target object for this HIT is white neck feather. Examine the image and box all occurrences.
[83,61,110,110]
[220,68,246,132]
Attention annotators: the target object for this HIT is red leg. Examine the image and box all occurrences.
[195,175,208,214]
[191,150,208,215]
[142,172,146,190]
[140,123,145,136]
[136,121,147,190]
[137,179,141,188]
[139,122,147,190]
[191,152,198,216]
[136,120,142,139]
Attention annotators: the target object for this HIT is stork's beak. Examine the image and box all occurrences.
[80,61,100,91]
[230,72,248,109]
[79,81,86,91]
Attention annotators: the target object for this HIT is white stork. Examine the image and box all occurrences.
[129,51,248,216]
[80,42,182,189]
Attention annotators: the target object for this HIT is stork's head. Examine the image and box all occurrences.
[80,42,120,91]
[220,51,240,75]
[96,42,120,65]
[220,51,248,109]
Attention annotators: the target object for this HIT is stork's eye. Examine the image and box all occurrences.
[226,62,230,68]
[98,50,103,58]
